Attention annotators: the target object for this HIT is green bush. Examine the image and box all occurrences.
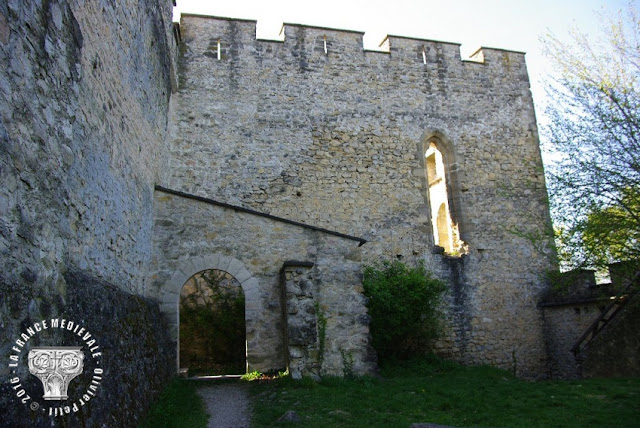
[363,260,446,360]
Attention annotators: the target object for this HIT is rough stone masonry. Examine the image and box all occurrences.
[161,14,555,378]
[1,2,557,426]
[0,0,177,426]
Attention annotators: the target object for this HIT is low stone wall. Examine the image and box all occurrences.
[541,267,638,379]
[541,301,606,379]
[0,269,174,427]
[150,188,376,376]
[581,296,640,378]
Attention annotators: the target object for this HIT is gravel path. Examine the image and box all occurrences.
[197,383,251,428]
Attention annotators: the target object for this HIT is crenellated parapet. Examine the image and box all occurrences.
[179,14,529,84]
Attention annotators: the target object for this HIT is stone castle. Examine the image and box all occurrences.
[5,1,633,426]
[153,13,554,379]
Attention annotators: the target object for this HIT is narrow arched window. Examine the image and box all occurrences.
[425,140,464,255]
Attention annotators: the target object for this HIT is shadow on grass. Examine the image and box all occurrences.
[140,356,640,428]
[139,378,209,428]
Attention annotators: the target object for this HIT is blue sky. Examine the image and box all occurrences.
[173,0,631,132]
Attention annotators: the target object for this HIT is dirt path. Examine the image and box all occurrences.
[197,383,251,428]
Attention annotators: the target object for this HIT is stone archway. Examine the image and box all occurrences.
[158,254,261,373]
[179,269,246,375]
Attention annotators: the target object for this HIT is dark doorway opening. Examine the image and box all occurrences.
[179,269,246,376]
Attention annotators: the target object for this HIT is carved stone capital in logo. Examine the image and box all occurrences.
[28,347,84,400]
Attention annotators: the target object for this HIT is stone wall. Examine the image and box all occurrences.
[282,262,321,379]
[542,295,640,379]
[150,188,376,376]
[581,296,640,378]
[0,270,174,427]
[542,266,640,379]
[0,0,177,424]
[167,15,554,377]
[1,0,177,294]
[541,301,606,379]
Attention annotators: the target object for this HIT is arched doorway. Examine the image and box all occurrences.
[179,269,246,376]
[158,254,262,374]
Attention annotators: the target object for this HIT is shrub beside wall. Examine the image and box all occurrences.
[363,261,447,361]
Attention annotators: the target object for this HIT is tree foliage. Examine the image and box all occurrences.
[362,260,446,360]
[543,3,640,269]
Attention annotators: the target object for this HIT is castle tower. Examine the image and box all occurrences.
[157,14,555,377]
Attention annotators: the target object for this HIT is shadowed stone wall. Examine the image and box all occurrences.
[167,15,555,377]
[0,270,174,427]
[542,302,604,379]
[543,296,640,379]
[282,262,321,379]
[0,0,177,424]
[542,267,640,379]
[581,297,640,378]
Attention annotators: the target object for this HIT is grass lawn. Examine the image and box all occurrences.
[140,357,640,427]
[139,377,208,428]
